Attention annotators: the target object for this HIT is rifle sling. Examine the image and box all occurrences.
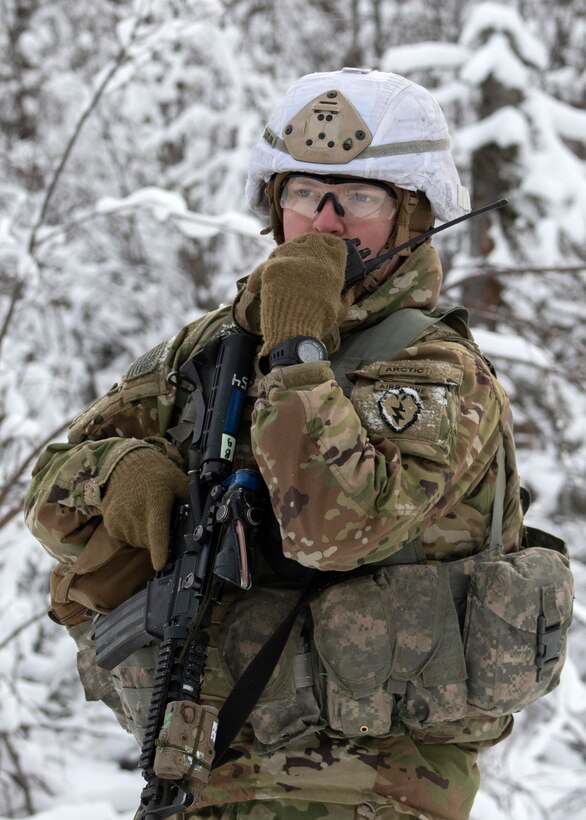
[213,584,314,767]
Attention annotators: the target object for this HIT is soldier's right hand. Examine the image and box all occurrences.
[246,233,349,355]
[102,447,189,571]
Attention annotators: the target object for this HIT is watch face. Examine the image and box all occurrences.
[297,338,325,363]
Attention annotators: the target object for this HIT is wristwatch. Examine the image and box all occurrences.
[267,336,327,370]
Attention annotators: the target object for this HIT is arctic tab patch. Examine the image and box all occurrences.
[379,387,422,433]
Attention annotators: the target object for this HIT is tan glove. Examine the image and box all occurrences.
[102,447,189,571]
[247,233,349,354]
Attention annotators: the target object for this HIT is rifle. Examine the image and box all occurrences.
[93,328,260,819]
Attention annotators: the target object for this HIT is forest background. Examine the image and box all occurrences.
[1,0,585,818]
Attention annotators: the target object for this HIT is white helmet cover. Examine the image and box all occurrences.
[246,68,470,222]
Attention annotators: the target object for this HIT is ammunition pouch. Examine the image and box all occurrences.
[311,561,468,737]
[219,528,573,749]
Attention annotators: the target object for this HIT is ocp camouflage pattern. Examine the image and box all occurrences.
[24,242,524,819]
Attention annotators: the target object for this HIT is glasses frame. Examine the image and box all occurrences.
[280,173,398,221]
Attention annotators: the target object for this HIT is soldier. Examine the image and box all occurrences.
[25,68,556,820]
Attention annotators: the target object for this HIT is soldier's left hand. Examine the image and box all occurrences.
[102,447,189,571]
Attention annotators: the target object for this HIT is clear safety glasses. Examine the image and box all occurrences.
[280,174,398,221]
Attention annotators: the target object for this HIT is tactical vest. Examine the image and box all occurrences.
[218,306,574,753]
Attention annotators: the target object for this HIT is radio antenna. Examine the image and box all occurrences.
[343,198,509,292]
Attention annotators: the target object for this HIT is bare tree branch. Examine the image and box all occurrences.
[0,732,36,815]
[0,279,24,358]
[0,611,46,652]
[27,12,146,256]
[443,264,586,293]
[0,10,148,406]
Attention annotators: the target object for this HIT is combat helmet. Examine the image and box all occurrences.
[246,68,470,254]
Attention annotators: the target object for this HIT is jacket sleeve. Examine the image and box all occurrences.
[23,327,198,618]
[25,306,242,619]
[24,435,175,563]
[250,336,510,571]
[24,308,234,566]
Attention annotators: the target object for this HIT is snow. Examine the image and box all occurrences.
[455,105,530,152]
[1,1,585,819]
[460,32,531,90]
[382,42,468,73]
[460,2,548,69]
[539,92,586,143]
[0,806,127,820]
[96,187,264,239]
[471,328,551,367]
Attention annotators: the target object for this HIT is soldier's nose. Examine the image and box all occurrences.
[312,198,345,236]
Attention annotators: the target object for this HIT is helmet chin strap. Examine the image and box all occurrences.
[342,199,508,294]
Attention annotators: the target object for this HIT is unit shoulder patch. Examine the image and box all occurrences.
[350,358,464,465]
[378,387,422,433]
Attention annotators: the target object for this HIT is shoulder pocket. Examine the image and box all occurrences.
[119,341,172,403]
[464,529,574,714]
[350,358,463,465]
[69,348,172,441]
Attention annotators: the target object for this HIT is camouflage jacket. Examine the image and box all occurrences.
[25,241,524,756]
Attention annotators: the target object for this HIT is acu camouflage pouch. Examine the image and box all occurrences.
[462,525,573,715]
[310,552,469,737]
[460,443,574,715]
[310,444,573,735]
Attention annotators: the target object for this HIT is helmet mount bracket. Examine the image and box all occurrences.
[283,90,373,164]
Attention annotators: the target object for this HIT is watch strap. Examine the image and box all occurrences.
[266,336,326,372]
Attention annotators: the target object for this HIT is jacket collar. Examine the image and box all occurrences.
[340,242,443,336]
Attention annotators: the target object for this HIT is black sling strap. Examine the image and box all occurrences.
[212,585,314,767]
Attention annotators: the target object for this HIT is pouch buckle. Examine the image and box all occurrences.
[535,614,563,681]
